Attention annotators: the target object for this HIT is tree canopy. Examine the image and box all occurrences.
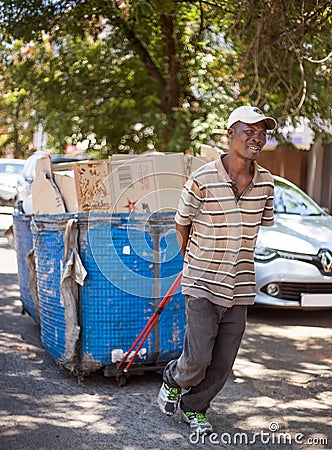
[0,0,331,157]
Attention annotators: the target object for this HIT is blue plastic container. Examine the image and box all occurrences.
[12,213,38,323]
[32,212,185,376]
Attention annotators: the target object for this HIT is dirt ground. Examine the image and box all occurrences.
[0,209,331,450]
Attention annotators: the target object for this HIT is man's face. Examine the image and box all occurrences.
[228,121,267,161]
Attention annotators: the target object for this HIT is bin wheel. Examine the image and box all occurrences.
[116,375,127,387]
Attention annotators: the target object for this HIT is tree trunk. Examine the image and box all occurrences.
[159,13,181,149]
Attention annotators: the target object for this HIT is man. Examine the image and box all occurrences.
[158,105,276,435]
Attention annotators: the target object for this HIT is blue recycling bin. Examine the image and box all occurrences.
[31,212,185,378]
[12,213,39,323]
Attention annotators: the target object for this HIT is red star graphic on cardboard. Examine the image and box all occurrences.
[124,199,137,213]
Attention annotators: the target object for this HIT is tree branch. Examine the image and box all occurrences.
[111,14,166,96]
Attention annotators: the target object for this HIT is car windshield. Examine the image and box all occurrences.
[274,178,323,216]
[0,162,23,176]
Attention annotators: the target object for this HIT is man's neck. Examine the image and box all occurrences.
[221,153,254,180]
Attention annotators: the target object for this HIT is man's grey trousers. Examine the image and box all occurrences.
[163,296,247,413]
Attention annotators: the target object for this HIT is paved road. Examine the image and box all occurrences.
[0,208,331,450]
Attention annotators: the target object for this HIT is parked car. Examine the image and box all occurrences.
[255,176,332,309]
[0,158,25,206]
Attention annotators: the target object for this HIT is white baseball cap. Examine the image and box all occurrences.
[227,105,277,130]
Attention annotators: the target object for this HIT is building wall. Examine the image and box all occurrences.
[257,147,308,191]
[320,143,332,213]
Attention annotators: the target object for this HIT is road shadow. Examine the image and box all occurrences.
[248,305,332,328]
[212,307,332,448]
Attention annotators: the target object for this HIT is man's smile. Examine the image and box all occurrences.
[247,143,261,152]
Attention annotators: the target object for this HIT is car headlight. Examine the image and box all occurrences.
[254,247,278,261]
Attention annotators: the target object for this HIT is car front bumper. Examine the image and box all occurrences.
[254,257,332,309]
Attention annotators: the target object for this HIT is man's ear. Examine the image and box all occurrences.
[228,127,234,139]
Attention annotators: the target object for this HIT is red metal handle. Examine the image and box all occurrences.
[117,272,182,371]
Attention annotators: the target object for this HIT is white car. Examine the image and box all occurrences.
[0,159,25,206]
[254,176,332,309]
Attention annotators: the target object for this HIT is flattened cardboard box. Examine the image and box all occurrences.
[32,156,66,214]
[199,145,223,162]
[184,154,209,178]
[109,153,186,213]
[53,171,78,213]
[73,160,112,212]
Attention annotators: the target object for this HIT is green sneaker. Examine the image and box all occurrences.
[158,382,181,416]
[182,411,213,434]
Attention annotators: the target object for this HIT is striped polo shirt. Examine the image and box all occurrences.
[175,155,274,307]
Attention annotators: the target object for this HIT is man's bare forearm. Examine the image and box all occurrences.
[176,223,191,257]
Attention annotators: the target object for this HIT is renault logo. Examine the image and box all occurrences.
[319,249,332,274]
